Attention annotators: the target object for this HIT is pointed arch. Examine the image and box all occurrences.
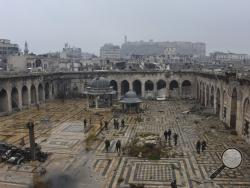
[0,89,8,113]
[22,86,29,107]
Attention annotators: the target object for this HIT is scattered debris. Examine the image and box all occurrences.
[0,142,48,165]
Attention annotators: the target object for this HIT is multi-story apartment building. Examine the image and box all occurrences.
[0,39,19,57]
[100,43,120,60]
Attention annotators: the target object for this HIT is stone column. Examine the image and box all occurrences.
[236,99,243,136]
[49,83,53,100]
[153,81,157,98]
[226,97,231,126]
[27,85,31,108]
[129,81,133,91]
[17,87,22,110]
[7,89,12,114]
[141,81,145,98]
[35,86,39,105]
[204,87,207,107]
[117,81,121,99]
[27,121,36,161]
[179,83,182,98]
[95,96,98,109]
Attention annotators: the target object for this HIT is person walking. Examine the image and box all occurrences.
[121,119,125,128]
[116,120,120,130]
[171,179,177,188]
[196,140,201,154]
[116,140,121,153]
[113,119,116,129]
[173,133,178,146]
[104,121,108,130]
[105,139,110,152]
[84,119,87,128]
[168,128,172,140]
[164,130,168,141]
[201,140,207,152]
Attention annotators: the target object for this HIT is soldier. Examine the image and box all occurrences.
[201,140,207,152]
[84,118,87,128]
[121,119,125,128]
[116,120,119,130]
[105,139,110,152]
[171,179,177,188]
[173,133,178,146]
[168,128,172,140]
[196,140,201,154]
[104,121,108,130]
[164,130,168,141]
[113,119,116,129]
[116,140,121,153]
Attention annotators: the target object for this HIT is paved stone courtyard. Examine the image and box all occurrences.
[0,99,250,188]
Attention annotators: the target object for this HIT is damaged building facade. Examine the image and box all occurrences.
[0,71,249,143]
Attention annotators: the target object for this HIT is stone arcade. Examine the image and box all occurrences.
[0,71,250,143]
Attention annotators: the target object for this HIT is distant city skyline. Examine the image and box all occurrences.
[0,0,250,55]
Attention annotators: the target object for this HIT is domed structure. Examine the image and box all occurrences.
[119,90,142,113]
[83,77,116,109]
[90,77,110,89]
[124,91,137,99]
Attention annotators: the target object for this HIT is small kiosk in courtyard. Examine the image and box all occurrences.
[84,77,116,109]
[119,91,142,113]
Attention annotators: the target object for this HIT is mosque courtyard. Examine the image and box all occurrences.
[0,99,250,188]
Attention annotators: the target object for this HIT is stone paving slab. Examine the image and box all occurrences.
[0,99,250,188]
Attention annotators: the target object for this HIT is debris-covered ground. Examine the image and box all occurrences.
[0,99,250,188]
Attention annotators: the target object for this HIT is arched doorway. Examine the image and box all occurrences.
[133,80,142,96]
[210,86,214,107]
[110,80,118,99]
[30,85,36,104]
[0,89,8,113]
[157,79,166,97]
[216,88,221,116]
[169,80,179,97]
[197,82,200,101]
[206,85,209,106]
[243,98,250,139]
[22,86,29,107]
[110,80,118,92]
[11,87,19,110]
[121,80,129,96]
[72,85,78,97]
[181,80,192,98]
[145,80,154,91]
[38,84,44,102]
[45,83,50,100]
[230,88,237,130]
[145,80,154,99]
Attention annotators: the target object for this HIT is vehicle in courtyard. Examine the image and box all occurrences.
[156,96,166,101]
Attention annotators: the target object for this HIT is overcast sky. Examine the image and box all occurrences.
[0,0,250,55]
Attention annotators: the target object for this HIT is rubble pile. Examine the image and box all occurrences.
[0,142,48,165]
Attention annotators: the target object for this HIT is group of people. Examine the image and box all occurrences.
[113,119,125,130]
[196,140,207,154]
[164,129,179,146]
[105,139,121,153]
